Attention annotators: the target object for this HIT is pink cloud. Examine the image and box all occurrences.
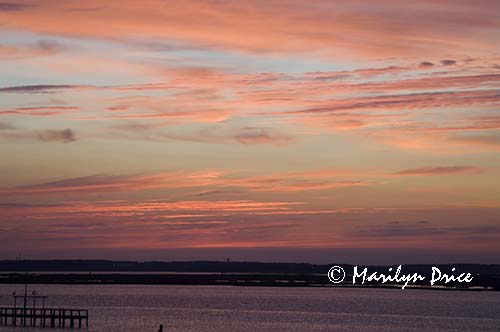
[0,106,79,116]
[1,168,371,198]
[0,1,498,59]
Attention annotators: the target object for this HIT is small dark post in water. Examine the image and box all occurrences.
[158,323,164,332]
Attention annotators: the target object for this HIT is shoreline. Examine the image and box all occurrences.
[1,273,498,292]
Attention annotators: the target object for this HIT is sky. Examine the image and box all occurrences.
[0,0,499,264]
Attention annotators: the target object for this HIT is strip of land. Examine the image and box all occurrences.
[0,260,499,290]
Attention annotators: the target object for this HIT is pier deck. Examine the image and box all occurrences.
[0,307,88,328]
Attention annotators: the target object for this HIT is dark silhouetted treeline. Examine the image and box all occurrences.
[1,260,500,274]
[0,260,499,290]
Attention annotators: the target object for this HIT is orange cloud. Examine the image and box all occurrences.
[0,1,498,59]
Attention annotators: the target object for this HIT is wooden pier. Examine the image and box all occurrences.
[0,273,89,329]
[0,307,88,328]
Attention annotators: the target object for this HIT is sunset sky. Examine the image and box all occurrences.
[1,0,499,264]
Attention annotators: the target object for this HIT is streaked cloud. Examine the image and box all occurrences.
[393,166,482,176]
[286,90,500,115]
[1,167,372,198]
[0,1,498,59]
[0,84,85,93]
[353,221,500,240]
[107,124,292,146]
[0,126,77,143]
[0,106,79,116]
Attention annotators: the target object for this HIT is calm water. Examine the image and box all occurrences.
[0,284,499,332]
